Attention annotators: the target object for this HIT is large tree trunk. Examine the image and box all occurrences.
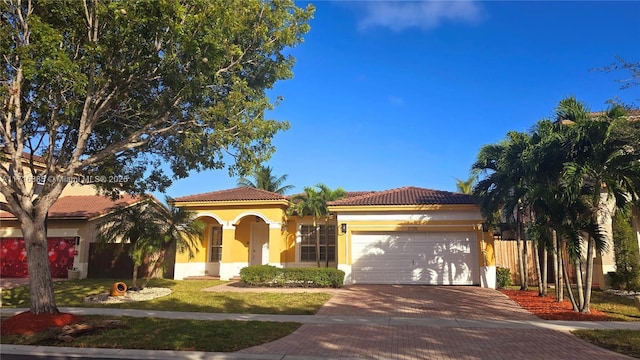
[22,217,59,314]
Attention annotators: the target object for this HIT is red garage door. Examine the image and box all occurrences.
[0,238,77,278]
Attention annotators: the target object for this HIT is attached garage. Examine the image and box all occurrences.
[328,186,497,288]
[351,231,479,285]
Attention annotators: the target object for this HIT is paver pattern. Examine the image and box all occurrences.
[316,285,537,320]
[241,285,635,360]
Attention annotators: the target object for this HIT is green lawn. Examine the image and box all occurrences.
[589,291,640,321]
[572,330,640,359]
[1,278,332,315]
[0,315,301,352]
[1,278,328,352]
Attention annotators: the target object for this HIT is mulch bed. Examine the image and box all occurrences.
[501,289,613,321]
[1,311,84,336]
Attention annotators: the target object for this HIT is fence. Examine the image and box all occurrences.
[494,239,540,286]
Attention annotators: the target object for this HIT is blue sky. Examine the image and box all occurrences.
[165,1,640,199]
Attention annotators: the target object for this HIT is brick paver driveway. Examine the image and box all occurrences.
[240,285,634,360]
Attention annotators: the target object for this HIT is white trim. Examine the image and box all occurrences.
[338,263,352,285]
[269,222,283,229]
[231,211,273,226]
[481,265,496,289]
[194,212,226,226]
[220,262,249,280]
[173,262,207,279]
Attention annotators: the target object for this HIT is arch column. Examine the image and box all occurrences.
[219,224,248,280]
[268,223,283,267]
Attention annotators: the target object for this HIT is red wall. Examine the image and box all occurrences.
[0,238,76,278]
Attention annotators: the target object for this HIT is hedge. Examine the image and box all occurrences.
[239,265,345,288]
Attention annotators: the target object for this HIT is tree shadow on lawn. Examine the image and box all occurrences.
[1,279,329,315]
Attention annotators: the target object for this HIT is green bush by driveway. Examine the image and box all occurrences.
[240,265,345,288]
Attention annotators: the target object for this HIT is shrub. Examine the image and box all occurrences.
[239,265,281,286]
[612,207,640,291]
[496,267,512,289]
[239,265,345,288]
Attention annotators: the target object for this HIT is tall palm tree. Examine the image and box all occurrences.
[528,118,572,299]
[237,165,294,194]
[476,96,640,313]
[473,131,532,290]
[288,184,346,267]
[96,195,205,288]
[559,98,640,313]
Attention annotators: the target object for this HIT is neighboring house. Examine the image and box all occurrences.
[172,186,498,288]
[0,193,143,279]
[0,153,149,279]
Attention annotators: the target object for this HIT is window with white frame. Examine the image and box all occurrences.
[299,224,336,262]
[208,226,222,262]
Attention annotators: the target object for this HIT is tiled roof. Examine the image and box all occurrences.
[174,187,288,202]
[327,186,475,206]
[0,194,142,220]
[288,191,376,200]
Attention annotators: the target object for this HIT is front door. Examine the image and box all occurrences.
[250,222,269,266]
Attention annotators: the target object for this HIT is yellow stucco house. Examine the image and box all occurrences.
[173,186,498,288]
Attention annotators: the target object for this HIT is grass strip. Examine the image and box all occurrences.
[1,315,301,352]
[572,330,640,359]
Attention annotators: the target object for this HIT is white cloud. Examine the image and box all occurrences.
[356,1,483,32]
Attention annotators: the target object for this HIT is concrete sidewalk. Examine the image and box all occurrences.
[2,307,640,331]
[1,307,639,360]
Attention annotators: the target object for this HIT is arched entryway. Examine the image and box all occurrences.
[249,217,270,266]
[197,215,224,277]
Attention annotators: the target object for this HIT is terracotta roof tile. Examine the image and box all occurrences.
[0,194,142,220]
[327,186,474,206]
[174,187,288,202]
[288,191,376,201]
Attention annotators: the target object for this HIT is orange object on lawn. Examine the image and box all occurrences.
[109,282,127,296]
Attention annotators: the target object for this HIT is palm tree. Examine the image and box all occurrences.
[476,96,640,313]
[455,173,478,194]
[237,165,294,194]
[473,131,532,290]
[96,195,205,288]
[288,184,346,267]
[559,98,640,313]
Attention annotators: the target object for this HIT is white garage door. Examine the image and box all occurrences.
[351,232,479,285]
